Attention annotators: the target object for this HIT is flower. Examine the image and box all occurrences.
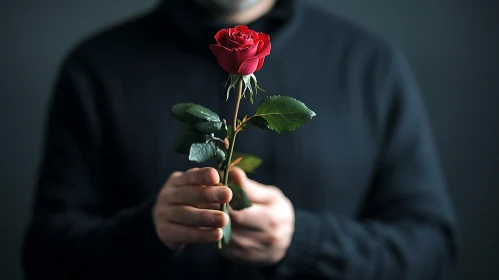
[209,25,271,76]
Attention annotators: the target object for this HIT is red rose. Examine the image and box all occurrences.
[209,25,271,76]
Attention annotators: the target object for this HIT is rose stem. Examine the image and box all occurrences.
[218,77,244,249]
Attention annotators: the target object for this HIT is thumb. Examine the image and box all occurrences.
[229,167,274,204]
[229,167,247,187]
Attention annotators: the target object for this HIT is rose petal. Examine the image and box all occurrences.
[249,30,259,40]
[238,40,271,75]
[234,37,254,46]
[226,36,242,49]
[238,43,256,49]
[257,32,270,41]
[209,44,239,74]
[256,34,271,55]
[209,43,220,56]
[238,57,260,75]
[210,26,271,75]
[214,29,229,46]
[232,44,258,66]
[235,25,250,32]
[256,40,271,57]
[228,27,237,38]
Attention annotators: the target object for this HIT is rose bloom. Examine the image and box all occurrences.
[209,25,271,76]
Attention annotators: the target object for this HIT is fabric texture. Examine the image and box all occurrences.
[22,0,457,279]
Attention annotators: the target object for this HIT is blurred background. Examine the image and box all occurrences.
[1,0,498,279]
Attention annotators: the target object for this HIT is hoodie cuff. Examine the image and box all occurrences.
[264,210,323,279]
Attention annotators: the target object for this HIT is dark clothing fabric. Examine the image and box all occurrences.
[22,0,458,279]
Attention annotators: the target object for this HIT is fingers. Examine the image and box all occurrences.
[229,167,277,204]
[165,205,229,228]
[169,167,220,186]
[221,231,272,265]
[154,168,230,251]
[156,223,223,247]
[167,185,232,205]
[195,203,220,210]
[229,167,247,186]
[229,204,269,230]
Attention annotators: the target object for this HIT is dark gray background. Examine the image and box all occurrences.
[1,0,498,279]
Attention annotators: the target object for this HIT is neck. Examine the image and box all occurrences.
[201,0,277,25]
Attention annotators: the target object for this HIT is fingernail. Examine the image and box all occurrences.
[216,189,226,201]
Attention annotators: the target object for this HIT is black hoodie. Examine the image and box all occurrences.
[22,0,457,279]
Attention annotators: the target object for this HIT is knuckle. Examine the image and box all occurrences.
[168,206,187,225]
[160,187,175,203]
[185,168,200,184]
[169,171,183,180]
[271,186,283,196]
[202,188,216,203]
[178,209,194,226]
[268,215,280,230]
[266,233,280,246]
[204,167,220,184]
[199,211,212,226]
[175,187,190,203]
[201,167,215,174]
[200,211,218,227]
[166,172,183,186]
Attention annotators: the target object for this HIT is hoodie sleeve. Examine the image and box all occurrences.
[22,52,176,280]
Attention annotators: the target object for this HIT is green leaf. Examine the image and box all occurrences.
[188,142,217,163]
[172,103,220,124]
[186,104,220,123]
[249,116,271,130]
[222,204,231,245]
[229,183,252,210]
[174,123,211,154]
[253,96,316,133]
[214,148,226,167]
[233,153,263,173]
[171,103,195,123]
[193,121,223,134]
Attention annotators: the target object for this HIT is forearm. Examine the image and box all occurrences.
[22,199,174,279]
[268,209,456,280]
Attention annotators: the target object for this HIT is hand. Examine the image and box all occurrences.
[153,167,233,251]
[222,167,295,265]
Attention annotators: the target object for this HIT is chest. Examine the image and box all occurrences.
[104,50,378,216]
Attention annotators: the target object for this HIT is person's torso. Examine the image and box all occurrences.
[78,3,387,278]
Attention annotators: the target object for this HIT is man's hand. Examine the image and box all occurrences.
[223,167,295,265]
[153,167,233,251]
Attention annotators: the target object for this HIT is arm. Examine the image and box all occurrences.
[270,48,458,280]
[22,52,174,279]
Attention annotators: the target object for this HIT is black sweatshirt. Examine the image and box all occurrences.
[22,0,458,279]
